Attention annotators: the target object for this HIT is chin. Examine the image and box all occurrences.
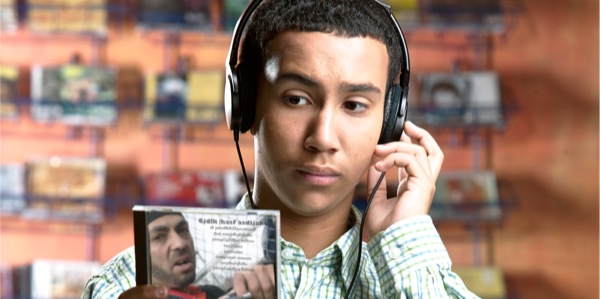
[285,191,350,215]
[174,277,195,289]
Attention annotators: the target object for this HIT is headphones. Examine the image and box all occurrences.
[224,0,410,144]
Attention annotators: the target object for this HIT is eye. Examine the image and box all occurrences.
[178,227,191,236]
[284,95,310,106]
[343,100,368,112]
[151,233,166,242]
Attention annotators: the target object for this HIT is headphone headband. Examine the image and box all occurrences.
[226,0,264,70]
[224,0,410,143]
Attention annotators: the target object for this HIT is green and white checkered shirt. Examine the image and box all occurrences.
[82,195,478,298]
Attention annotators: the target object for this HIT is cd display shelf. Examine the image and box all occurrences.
[409,103,520,269]
[0,0,523,270]
[399,0,524,270]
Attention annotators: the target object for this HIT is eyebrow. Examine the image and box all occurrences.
[277,72,381,95]
[149,219,187,234]
[339,82,381,95]
[277,72,319,88]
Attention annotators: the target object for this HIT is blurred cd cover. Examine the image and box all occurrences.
[31,65,117,125]
[24,157,106,222]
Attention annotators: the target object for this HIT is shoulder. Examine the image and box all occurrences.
[82,246,137,299]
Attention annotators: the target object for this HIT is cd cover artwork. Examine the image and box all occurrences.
[24,157,106,222]
[144,70,223,124]
[133,205,281,298]
[430,170,501,222]
[31,65,117,125]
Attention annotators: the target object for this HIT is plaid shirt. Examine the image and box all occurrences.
[82,195,478,298]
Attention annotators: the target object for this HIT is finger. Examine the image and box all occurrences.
[374,138,432,200]
[399,129,412,143]
[255,264,276,299]
[402,121,444,178]
[118,285,168,299]
[233,272,251,297]
[398,132,420,178]
[375,151,431,187]
[233,269,274,299]
[375,142,432,181]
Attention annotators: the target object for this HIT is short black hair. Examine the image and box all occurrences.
[237,0,404,129]
[147,211,184,225]
[241,0,402,85]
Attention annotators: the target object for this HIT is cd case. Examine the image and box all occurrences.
[418,71,504,127]
[24,157,106,222]
[143,171,227,208]
[430,170,501,222]
[133,205,281,298]
[143,70,223,124]
[27,0,108,34]
[31,65,117,125]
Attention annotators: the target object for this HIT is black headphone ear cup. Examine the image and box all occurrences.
[224,67,240,132]
[236,63,258,133]
[378,84,407,144]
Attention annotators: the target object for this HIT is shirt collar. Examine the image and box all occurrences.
[336,205,363,295]
[236,193,364,293]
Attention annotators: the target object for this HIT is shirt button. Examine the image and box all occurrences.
[282,248,294,259]
[388,248,401,259]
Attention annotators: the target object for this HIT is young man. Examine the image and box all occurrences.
[83,0,477,298]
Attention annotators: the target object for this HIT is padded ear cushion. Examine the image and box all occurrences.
[236,63,258,133]
[224,67,240,132]
[378,84,407,144]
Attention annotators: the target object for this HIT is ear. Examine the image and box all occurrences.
[249,98,259,136]
[250,121,258,135]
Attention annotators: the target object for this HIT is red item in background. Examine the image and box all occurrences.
[144,171,225,207]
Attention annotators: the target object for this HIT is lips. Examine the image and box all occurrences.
[297,165,340,185]
[172,256,193,272]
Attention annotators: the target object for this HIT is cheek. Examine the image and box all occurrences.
[257,114,297,158]
[346,122,380,164]
[150,247,166,265]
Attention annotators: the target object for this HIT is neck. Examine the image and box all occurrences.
[280,209,352,259]
[252,191,354,259]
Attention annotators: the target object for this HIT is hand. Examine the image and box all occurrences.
[118,285,169,299]
[365,121,444,239]
[222,264,275,299]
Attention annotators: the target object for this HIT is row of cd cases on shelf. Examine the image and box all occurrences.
[0,167,506,298]
[0,157,251,223]
[0,64,226,125]
[0,0,506,35]
[1,64,506,128]
[1,259,101,299]
[0,0,252,34]
[0,155,505,224]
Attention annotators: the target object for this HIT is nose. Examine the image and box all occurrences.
[168,232,187,251]
[304,106,340,153]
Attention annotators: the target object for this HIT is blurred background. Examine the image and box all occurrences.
[0,0,598,298]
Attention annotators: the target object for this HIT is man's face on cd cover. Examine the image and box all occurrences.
[148,214,197,289]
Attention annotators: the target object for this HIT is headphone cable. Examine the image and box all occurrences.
[344,171,386,299]
[234,129,388,297]
[234,130,255,209]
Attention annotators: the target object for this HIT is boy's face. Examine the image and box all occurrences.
[252,31,388,217]
[148,215,196,289]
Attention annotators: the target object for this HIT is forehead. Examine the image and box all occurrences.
[148,215,185,230]
[264,31,389,86]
